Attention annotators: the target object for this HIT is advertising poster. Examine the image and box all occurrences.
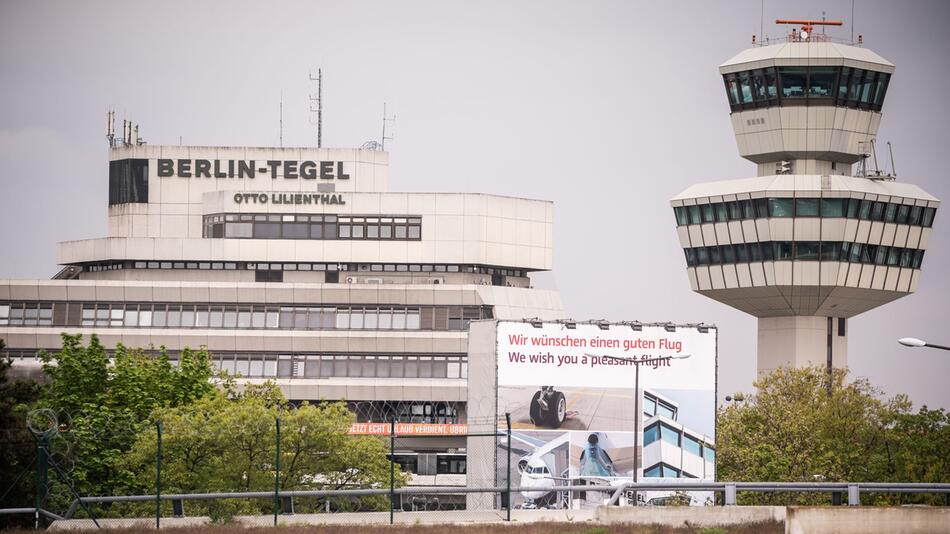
[494,321,716,509]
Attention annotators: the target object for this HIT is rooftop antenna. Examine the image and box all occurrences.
[105,110,115,147]
[279,91,284,148]
[760,0,764,45]
[851,0,854,43]
[381,102,395,151]
[775,18,842,41]
[309,69,323,148]
[887,141,897,177]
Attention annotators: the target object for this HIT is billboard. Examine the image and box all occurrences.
[494,321,716,509]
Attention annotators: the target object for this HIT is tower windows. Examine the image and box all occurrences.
[724,66,890,112]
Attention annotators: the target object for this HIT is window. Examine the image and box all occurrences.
[768,198,794,217]
[687,205,701,225]
[808,67,838,98]
[820,198,846,218]
[108,159,148,205]
[703,447,716,463]
[643,395,657,417]
[683,434,702,456]
[795,198,819,217]
[774,241,793,260]
[778,67,807,98]
[657,402,676,420]
[795,241,820,261]
[700,204,715,223]
[715,203,728,222]
[643,424,659,446]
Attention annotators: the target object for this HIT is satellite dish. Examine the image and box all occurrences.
[800,30,809,40]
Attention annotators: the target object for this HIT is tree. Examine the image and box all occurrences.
[0,339,44,528]
[717,366,950,505]
[120,383,406,521]
[37,334,218,506]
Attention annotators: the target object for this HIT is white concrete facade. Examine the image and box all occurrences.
[0,144,564,417]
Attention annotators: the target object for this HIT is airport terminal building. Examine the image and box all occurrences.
[0,141,564,501]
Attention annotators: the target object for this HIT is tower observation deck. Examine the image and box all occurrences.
[670,22,940,376]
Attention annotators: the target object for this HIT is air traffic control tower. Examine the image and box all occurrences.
[671,20,940,376]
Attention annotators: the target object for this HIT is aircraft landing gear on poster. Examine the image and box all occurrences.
[529,386,567,428]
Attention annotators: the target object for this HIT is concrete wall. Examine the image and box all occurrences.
[785,506,950,534]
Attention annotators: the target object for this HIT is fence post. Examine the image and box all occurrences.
[156,421,162,530]
[847,484,860,506]
[724,483,736,505]
[389,418,396,525]
[34,435,48,529]
[274,416,280,527]
[505,412,512,521]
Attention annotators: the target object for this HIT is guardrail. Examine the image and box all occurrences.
[60,481,950,517]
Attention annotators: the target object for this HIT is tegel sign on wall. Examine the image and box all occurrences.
[156,159,350,180]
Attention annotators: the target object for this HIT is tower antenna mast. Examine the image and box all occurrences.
[279,91,284,148]
[309,69,323,148]
[381,103,396,151]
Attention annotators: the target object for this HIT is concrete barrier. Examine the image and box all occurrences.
[595,505,785,527]
[786,506,950,534]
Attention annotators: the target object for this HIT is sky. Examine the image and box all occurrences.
[1,0,949,410]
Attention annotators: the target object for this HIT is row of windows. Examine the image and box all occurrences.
[0,302,492,331]
[674,198,937,227]
[391,454,467,475]
[212,353,468,380]
[683,241,925,269]
[643,462,698,479]
[643,422,715,463]
[84,260,524,278]
[724,66,890,112]
[347,400,462,425]
[642,392,677,420]
[203,213,422,241]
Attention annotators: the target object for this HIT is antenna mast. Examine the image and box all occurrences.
[381,103,396,151]
[309,69,323,148]
[279,91,284,148]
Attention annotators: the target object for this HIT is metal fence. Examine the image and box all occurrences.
[2,408,950,529]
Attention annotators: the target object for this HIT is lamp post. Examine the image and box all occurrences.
[898,337,950,351]
[584,352,691,506]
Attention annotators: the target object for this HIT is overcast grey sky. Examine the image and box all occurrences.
[1,0,948,410]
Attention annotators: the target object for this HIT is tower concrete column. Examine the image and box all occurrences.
[756,316,848,377]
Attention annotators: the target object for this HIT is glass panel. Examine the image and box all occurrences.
[795,241,820,261]
[774,242,793,260]
[683,434,702,456]
[643,425,659,446]
[735,243,750,263]
[253,222,281,239]
[873,72,890,106]
[908,206,923,226]
[660,423,680,446]
[807,67,838,98]
[282,222,309,239]
[738,71,753,103]
[728,201,742,220]
[838,66,851,101]
[642,396,657,417]
[820,242,841,261]
[820,198,846,217]
[922,207,936,228]
[858,200,872,220]
[687,205,702,225]
[644,464,662,478]
[715,203,728,222]
[657,403,676,420]
[724,74,740,105]
[884,203,898,222]
[795,198,819,217]
[871,202,886,221]
[895,204,910,224]
[740,199,754,219]
[779,67,807,98]
[768,198,794,217]
[846,198,860,218]
[225,222,253,238]
[700,204,715,223]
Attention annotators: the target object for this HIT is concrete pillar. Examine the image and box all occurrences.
[757,316,848,375]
